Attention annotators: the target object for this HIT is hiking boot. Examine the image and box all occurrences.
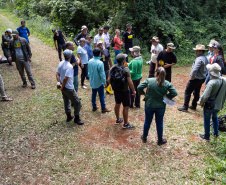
[74,115,84,125]
[92,106,99,112]
[141,135,147,143]
[116,118,123,125]
[22,82,27,88]
[31,84,36,89]
[102,108,111,113]
[189,105,196,110]
[177,106,188,112]
[122,123,136,129]
[66,113,74,122]
[157,139,167,145]
[199,134,210,141]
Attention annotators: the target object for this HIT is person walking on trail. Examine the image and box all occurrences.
[103,25,110,51]
[199,63,226,140]
[1,28,13,66]
[108,53,136,129]
[77,38,89,89]
[113,29,123,64]
[128,46,143,108]
[8,30,36,89]
[88,48,111,113]
[94,27,107,49]
[52,28,67,62]
[17,20,30,43]
[178,44,208,112]
[122,23,134,63]
[138,67,177,145]
[66,41,80,92]
[156,43,177,82]
[74,25,88,46]
[148,36,164,78]
[56,49,84,125]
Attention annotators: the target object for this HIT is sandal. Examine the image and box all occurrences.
[2,97,13,101]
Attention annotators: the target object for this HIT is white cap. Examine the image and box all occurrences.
[6,28,12,33]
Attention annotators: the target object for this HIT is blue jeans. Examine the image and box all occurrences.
[92,84,106,110]
[114,49,121,64]
[74,75,78,92]
[143,106,166,141]
[203,108,219,139]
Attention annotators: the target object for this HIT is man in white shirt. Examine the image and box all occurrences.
[56,49,84,125]
[148,36,163,78]
[103,25,110,50]
[94,27,107,49]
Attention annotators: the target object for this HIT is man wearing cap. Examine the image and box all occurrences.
[77,38,89,89]
[52,29,67,61]
[56,49,84,125]
[94,28,107,49]
[1,28,13,66]
[8,30,36,89]
[128,46,143,108]
[199,63,226,140]
[178,44,208,112]
[122,23,134,63]
[74,25,88,46]
[148,36,164,78]
[88,48,111,113]
[103,25,110,50]
[108,53,136,129]
[156,43,177,82]
[17,20,30,42]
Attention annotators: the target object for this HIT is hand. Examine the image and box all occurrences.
[56,48,58,51]
[104,84,107,88]
[28,58,31,62]
[132,91,136,96]
[60,86,64,91]
[4,42,8,45]
[163,63,168,68]
[8,57,12,62]
[81,63,84,68]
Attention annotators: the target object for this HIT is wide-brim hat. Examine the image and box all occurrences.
[207,43,213,47]
[167,43,176,49]
[206,63,221,77]
[129,46,140,52]
[11,30,19,36]
[151,36,159,42]
[193,44,207,50]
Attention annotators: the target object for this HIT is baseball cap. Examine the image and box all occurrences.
[63,49,73,58]
[11,30,19,36]
[129,46,140,52]
[151,36,159,42]
[126,23,132,29]
[167,43,176,49]
[6,28,12,33]
[81,25,88,31]
[116,53,128,63]
[97,40,103,45]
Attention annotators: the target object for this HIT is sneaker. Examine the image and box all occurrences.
[31,84,36,89]
[157,139,167,145]
[82,86,87,89]
[22,82,27,88]
[92,106,99,112]
[177,106,188,112]
[116,118,123,124]
[189,105,196,110]
[84,83,88,86]
[102,108,111,113]
[122,123,136,129]
[141,135,147,143]
[199,134,210,141]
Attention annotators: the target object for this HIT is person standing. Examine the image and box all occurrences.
[94,27,107,49]
[113,29,123,64]
[178,44,208,112]
[1,28,13,66]
[108,53,136,129]
[148,36,163,78]
[74,25,88,46]
[83,35,93,61]
[52,29,67,61]
[156,43,177,82]
[122,23,134,63]
[17,20,30,42]
[199,63,226,140]
[56,49,83,125]
[128,46,143,108]
[77,38,89,89]
[8,30,35,89]
[103,25,110,50]
[65,41,80,92]
[138,67,177,145]
[88,48,111,113]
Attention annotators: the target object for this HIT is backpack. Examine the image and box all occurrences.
[110,65,126,91]
[111,37,115,47]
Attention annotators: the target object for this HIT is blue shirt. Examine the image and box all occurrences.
[84,43,93,61]
[70,53,79,76]
[17,26,30,42]
[88,56,106,89]
[77,46,88,64]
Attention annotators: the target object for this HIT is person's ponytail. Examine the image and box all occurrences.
[156,67,166,86]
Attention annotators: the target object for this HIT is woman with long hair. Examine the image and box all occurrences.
[113,29,123,64]
[212,45,225,73]
[138,67,177,145]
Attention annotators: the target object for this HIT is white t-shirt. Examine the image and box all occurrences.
[94,34,106,49]
[57,60,74,89]
[77,46,88,64]
[103,32,110,48]
[150,43,163,63]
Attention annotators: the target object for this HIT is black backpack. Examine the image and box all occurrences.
[110,65,126,91]
[111,37,115,47]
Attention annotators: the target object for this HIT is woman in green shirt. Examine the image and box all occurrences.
[138,67,177,145]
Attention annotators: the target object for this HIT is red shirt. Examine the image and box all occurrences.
[114,36,123,50]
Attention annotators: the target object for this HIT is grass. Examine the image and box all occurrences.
[0,9,226,184]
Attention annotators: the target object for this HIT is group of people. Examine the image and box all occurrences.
[1,20,226,145]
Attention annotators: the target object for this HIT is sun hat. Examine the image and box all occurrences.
[63,49,73,58]
[97,40,103,45]
[193,44,207,50]
[206,63,221,78]
[151,36,159,42]
[6,28,12,33]
[116,53,128,63]
[81,25,88,31]
[129,46,140,52]
[167,43,176,49]
[11,30,19,36]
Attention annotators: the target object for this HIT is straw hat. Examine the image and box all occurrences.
[193,44,207,50]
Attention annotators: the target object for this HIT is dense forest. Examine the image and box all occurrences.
[0,0,225,64]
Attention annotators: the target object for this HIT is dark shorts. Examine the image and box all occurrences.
[114,90,130,107]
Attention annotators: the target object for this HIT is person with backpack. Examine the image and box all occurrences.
[1,28,13,66]
[17,20,30,42]
[108,53,136,129]
[113,29,123,64]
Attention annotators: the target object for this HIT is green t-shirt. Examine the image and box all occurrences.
[128,57,143,81]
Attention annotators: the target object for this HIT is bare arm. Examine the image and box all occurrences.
[62,33,67,42]
[56,72,60,82]
[75,57,80,66]
[164,63,176,69]
[54,40,58,51]
[60,76,69,90]
[127,76,136,96]
[28,33,30,37]
[108,57,113,68]
[77,53,84,68]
